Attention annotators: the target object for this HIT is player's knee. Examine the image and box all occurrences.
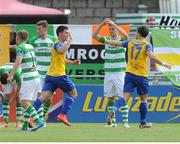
[20,100,31,109]
[140,94,148,102]
[123,92,131,101]
[68,89,77,99]
[109,96,115,102]
[41,91,52,101]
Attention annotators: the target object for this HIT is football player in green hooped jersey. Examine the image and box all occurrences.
[0,63,23,128]
[29,20,56,123]
[9,30,44,131]
[93,18,130,128]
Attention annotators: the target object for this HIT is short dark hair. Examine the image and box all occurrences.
[0,73,9,85]
[36,20,48,28]
[137,26,149,38]
[17,30,28,41]
[56,25,68,36]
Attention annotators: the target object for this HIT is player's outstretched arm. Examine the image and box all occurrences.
[147,50,171,69]
[10,44,17,50]
[92,20,106,41]
[65,59,81,65]
[105,18,128,40]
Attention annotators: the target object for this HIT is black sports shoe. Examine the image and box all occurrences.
[106,112,115,125]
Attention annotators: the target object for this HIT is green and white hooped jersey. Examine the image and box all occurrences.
[29,35,56,78]
[99,36,126,73]
[16,42,39,81]
[0,63,21,83]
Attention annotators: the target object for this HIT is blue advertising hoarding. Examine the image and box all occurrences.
[48,85,180,123]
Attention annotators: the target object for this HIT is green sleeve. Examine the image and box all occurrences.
[0,68,4,76]
[98,36,106,44]
[16,44,24,57]
[27,39,30,44]
[29,36,38,46]
[28,38,33,45]
[16,44,24,51]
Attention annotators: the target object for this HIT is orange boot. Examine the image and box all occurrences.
[2,122,8,128]
[29,117,35,128]
[57,114,71,127]
[16,122,22,128]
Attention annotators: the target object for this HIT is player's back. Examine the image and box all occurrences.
[126,39,151,77]
[16,43,39,81]
[0,63,13,74]
[0,63,21,83]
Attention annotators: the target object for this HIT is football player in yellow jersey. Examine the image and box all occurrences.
[106,26,171,128]
[33,25,80,127]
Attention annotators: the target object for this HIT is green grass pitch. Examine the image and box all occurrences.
[0,123,180,142]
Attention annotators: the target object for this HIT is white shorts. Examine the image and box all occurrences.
[104,72,125,98]
[38,78,45,93]
[2,81,16,95]
[20,78,40,101]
